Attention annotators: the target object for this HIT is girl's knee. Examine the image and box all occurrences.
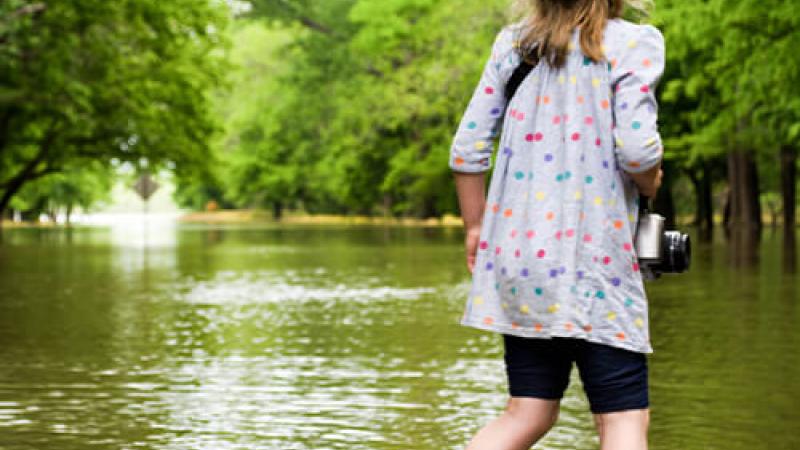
[505,397,560,429]
[594,408,650,433]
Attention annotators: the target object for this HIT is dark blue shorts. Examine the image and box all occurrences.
[502,334,649,414]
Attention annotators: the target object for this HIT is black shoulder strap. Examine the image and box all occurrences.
[505,51,539,102]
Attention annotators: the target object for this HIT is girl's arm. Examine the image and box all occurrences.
[449,28,514,271]
[448,27,513,174]
[610,25,666,196]
[628,161,663,198]
[454,172,486,273]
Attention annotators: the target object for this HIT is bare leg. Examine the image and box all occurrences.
[592,408,649,450]
[465,397,560,450]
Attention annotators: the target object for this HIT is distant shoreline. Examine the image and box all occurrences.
[177,209,465,227]
[2,210,794,228]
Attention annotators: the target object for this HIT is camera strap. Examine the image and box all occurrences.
[504,46,540,103]
[638,195,652,214]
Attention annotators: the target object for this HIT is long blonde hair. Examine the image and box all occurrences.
[514,0,644,68]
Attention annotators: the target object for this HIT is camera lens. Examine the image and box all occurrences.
[659,231,691,273]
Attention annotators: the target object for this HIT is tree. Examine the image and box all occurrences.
[0,0,228,220]
[9,161,113,223]
[656,0,799,266]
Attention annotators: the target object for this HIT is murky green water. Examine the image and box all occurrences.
[0,218,798,449]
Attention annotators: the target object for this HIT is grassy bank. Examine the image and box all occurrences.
[178,209,793,228]
[178,209,465,227]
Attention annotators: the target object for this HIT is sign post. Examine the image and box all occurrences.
[133,172,160,214]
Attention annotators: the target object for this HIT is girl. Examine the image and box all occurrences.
[449,1,665,449]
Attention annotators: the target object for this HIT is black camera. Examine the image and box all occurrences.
[633,196,691,280]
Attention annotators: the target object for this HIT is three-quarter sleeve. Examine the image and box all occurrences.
[449,28,515,173]
[610,25,665,174]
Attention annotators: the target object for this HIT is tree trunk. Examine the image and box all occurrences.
[725,148,762,266]
[781,145,797,272]
[382,194,393,218]
[687,164,713,242]
[698,160,714,241]
[272,200,283,220]
[0,126,58,218]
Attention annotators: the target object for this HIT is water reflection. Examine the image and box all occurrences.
[0,221,798,449]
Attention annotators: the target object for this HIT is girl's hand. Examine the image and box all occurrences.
[629,163,663,198]
[465,226,482,274]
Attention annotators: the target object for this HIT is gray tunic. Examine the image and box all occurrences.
[449,18,665,354]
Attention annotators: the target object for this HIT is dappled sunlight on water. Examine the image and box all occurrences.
[0,223,798,449]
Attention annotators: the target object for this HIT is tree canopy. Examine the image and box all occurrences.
[0,0,228,216]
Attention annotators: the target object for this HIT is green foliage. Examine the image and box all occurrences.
[9,161,113,221]
[0,0,229,214]
[655,0,799,160]
[205,0,510,217]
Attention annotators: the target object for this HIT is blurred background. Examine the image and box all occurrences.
[0,0,798,449]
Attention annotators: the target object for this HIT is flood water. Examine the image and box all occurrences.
[0,217,798,449]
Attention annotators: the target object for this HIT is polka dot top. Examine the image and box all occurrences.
[449,18,666,354]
